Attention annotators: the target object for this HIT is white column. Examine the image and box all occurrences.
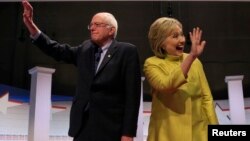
[28,66,55,141]
[225,75,245,124]
[134,77,145,141]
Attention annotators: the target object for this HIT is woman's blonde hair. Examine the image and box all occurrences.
[148,17,182,58]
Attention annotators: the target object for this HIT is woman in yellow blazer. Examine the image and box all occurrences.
[144,17,219,141]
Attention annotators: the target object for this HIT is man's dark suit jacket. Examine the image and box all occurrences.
[32,33,141,141]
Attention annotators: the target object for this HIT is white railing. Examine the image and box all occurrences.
[225,75,246,124]
[28,67,55,141]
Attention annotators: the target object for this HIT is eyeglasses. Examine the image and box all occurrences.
[87,22,111,30]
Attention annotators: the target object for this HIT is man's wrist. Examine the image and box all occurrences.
[30,30,41,40]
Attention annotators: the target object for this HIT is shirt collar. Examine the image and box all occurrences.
[101,39,113,51]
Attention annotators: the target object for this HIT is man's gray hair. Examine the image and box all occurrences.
[99,12,118,38]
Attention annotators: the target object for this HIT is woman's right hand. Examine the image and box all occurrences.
[189,27,206,58]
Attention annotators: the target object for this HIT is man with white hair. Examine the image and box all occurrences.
[22,0,141,141]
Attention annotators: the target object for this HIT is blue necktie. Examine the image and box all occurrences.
[95,47,103,71]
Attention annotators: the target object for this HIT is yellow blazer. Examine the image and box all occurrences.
[144,53,218,141]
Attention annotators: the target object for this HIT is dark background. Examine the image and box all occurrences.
[0,1,250,101]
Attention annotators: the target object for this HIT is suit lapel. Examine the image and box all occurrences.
[95,40,118,75]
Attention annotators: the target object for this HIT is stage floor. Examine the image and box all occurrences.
[1,99,250,141]
[1,84,250,141]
